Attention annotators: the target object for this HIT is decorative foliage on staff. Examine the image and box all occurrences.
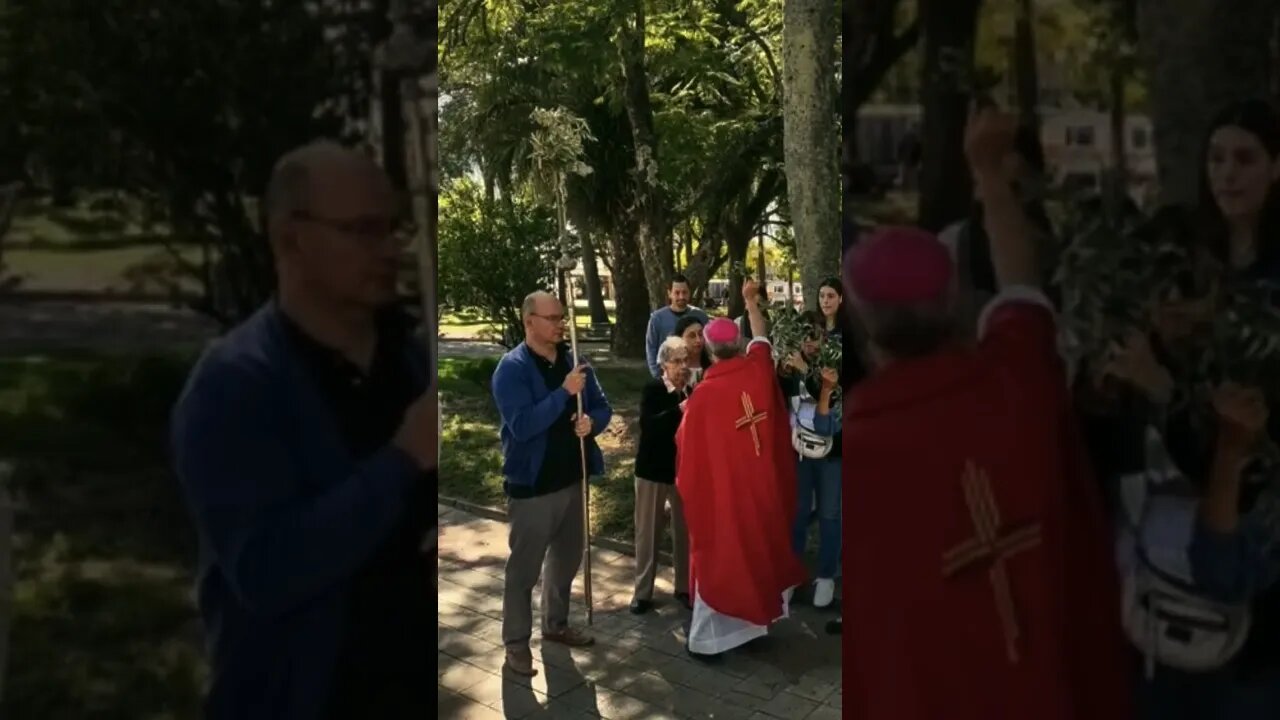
[528,107,596,274]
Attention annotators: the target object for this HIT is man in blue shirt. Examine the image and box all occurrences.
[171,142,434,720]
[644,273,709,377]
[492,290,613,676]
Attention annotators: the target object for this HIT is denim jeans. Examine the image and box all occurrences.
[1135,661,1280,720]
[792,457,841,579]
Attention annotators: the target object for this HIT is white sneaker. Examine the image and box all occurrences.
[813,578,835,609]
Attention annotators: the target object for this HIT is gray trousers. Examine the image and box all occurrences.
[502,482,584,649]
[633,477,688,600]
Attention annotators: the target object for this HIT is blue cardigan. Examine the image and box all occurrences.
[170,302,428,720]
[492,343,612,488]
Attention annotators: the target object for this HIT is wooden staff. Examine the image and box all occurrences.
[560,270,594,626]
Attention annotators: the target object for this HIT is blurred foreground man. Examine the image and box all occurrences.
[842,109,1131,719]
[172,142,434,719]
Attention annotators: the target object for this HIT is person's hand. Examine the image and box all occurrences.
[820,367,839,389]
[964,106,1018,177]
[786,352,809,374]
[562,363,588,395]
[572,412,593,438]
[1097,329,1173,403]
[1213,382,1269,451]
[668,366,690,388]
[678,398,688,412]
[742,279,761,307]
[393,386,439,471]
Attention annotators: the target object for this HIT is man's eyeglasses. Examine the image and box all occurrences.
[292,211,415,246]
[531,313,565,323]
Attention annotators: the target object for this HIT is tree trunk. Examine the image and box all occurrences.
[783,0,840,310]
[1137,0,1275,206]
[580,232,611,326]
[725,228,752,319]
[0,462,10,706]
[1107,59,1130,215]
[617,0,671,311]
[381,70,408,191]
[917,0,980,232]
[1015,0,1039,129]
[608,227,649,359]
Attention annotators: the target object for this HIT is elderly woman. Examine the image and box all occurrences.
[631,336,693,614]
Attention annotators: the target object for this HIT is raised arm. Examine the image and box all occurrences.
[741,279,768,340]
[964,108,1039,291]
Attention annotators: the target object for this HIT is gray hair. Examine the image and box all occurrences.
[858,299,956,359]
[657,336,689,365]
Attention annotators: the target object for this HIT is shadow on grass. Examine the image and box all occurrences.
[0,351,206,719]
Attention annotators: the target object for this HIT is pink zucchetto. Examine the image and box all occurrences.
[845,226,954,305]
[703,317,740,344]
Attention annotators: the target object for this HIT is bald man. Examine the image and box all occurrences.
[171,141,436,719]
[491,291,613,676]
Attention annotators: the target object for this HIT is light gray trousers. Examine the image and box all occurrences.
[501,482,584,649]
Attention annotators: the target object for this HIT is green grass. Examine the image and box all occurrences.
[440,303,618,341]
[439,356,651,542]
[0,351,206,719]
[3,196,200,295]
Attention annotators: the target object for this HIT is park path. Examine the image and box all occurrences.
[0,299,637,363]
[438,504,843,720]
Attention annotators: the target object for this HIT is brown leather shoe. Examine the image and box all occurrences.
[504,648,538,677]
[543,626,595,647]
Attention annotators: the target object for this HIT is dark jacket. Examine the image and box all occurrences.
[170,301,429,720]
[491,343,612,489]
[634,377,690,483]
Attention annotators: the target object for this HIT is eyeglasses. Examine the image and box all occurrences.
[531,313,565,323]
[292,211,415,246]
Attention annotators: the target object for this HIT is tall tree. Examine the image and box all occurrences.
[442,0,786,355]
[917,0,981,232]
[1137,0,1275,205]
[1013,0,1038,128]
[845,0,921,159]
[615,0,673,310]
[782,0,839,308]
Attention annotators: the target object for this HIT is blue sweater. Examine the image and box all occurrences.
[492,343,612,489]
[170,302,427,720]
[645,305,709,377]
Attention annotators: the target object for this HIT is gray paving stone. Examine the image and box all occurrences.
[438,506,842,719]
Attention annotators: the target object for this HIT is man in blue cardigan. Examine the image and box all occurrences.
[171,142,435,719]
[492,290,613,676]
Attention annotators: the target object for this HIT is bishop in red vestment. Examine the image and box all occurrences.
[676,309,808,656]
[842,224,1132,714]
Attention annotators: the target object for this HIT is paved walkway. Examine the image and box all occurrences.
[0,299,635,363]
[438,505,842,719]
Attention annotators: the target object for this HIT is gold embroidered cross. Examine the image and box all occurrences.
[941,462,1043,664]
[734,392,768,456]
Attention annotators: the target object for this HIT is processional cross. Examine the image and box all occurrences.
[941,462,1043,664]
[734,392,768,456]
